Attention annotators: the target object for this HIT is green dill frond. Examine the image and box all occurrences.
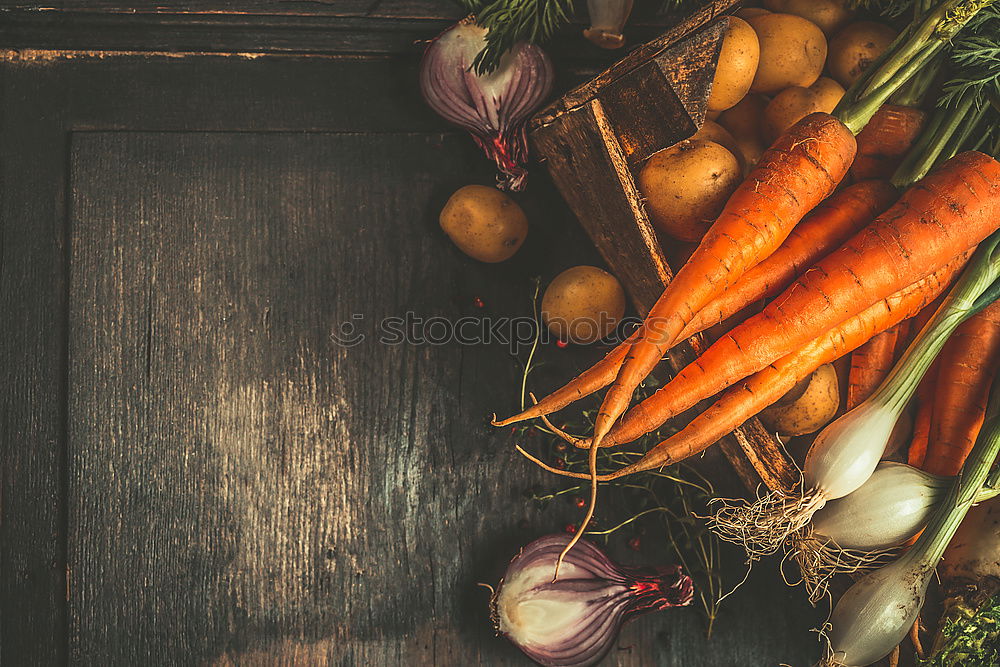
[938,6,1000,107]
[464,0,574,74]
[921,593,1000,666]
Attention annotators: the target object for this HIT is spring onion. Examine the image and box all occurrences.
[821,372,1000,666]
[712,230,1000,557]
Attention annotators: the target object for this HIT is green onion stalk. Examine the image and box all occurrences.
[712,232,1000,559]
[834,0,997,135]
[821,370,1000,667]
[890,89,994,188]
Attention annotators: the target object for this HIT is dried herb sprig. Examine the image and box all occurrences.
[458,0,574,74]
[458,0,705,73]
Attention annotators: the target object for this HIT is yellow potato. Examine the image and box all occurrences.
[828,21,897,88]
[747,12,828,94]
[717,94,769,169]
[810,76,847,110]
[638,139,742,242]
[762,0,852,36]
[439,185,528,263]
[708,17,760,112]
[692,119,744,171]
[762,78,845,141]
[542,266,626,344]
[759,364,840,437]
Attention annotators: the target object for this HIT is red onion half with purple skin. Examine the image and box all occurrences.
[419,18,554,192]
[491,534,694,667]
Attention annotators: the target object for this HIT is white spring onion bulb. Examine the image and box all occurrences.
[825,549,932,667]
[811,462,950,550]
[790,464,951,605]
[825,367,1000,667]
[804,401,905,500]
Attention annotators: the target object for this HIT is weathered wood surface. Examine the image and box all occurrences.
[0,6,821,666]
[0,1,682,62]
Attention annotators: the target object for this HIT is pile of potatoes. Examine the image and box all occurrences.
[639,0,897,243]
[439,184,627,345]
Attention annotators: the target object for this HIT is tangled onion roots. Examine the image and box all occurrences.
[708,486,827,560]
[784,528,899,604]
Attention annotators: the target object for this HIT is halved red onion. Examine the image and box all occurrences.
[492,534,693,667]
[419,19,554,192]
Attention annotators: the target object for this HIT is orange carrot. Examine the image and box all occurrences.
[903,297,944,468]
[851,105,928,181]
[679,179,898,337]
[521,261,963,480]
[907,379,935,468]
[846,325,901,410]
[493,179,895,427]
[590,112,857,449]
[921,300,1000,476]
[595,151,1000,448]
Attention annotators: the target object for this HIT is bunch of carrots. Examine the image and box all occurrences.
[495,0,1000,565]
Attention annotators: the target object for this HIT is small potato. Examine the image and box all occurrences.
[692,119,744,171]
[762,0,852,36]
[542,266,626,344]
[828,21,897,88]
[760,364,840,437]
[439,185,527,263]
[809,76,847,110]
[762,77,845,141]
[717,94,769,169]
[708,17,760,112]
[638,139,742,242]
[747,13,827,94]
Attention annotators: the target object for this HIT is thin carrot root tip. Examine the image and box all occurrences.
[707,487,826,561]
[784,529,897,605]
[538,413,583,447]
[515,445,612,480]
[553,442,600,581]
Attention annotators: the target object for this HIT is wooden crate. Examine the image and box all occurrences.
[529,0,798,492]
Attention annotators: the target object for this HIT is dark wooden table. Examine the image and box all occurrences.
[0,2,822,664]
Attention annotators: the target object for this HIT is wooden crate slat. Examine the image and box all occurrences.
[532,101,671,312]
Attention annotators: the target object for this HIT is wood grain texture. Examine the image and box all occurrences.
[0,1,680,61]
[0,32,821,667]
